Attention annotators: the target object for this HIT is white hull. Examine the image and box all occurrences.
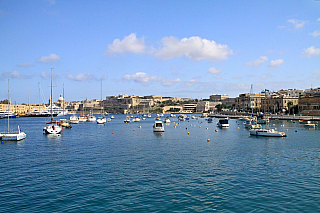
[153,121,164,132]
[97,117,106,124]
[249,129,286,137]
[0,126,26,141]
[87,115,96,122]
[43,122,62,134]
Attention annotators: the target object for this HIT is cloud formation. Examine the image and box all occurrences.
[1,71,32,79]
[37,53,61,63]
[302,46,320,57]
[17,62,34,67]
[268,59,284,68]
[309,30,320,37]
[208,67,222,74]
[65,73,96,81]
[244,56,268,66]
[105,33,147,55]
[122,72,180,86]
[287,19,306,29]
[105,34,233,62]
[155,36,233,61]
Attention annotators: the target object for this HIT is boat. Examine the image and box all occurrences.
[153,120,165,132]
[68,114,79,124]
[164,117,171,123]
[304,121,317,128]
[59,118,72,128]
[132,116,141,122]
[207,118,213,123]
[45,104,68,117]
[110,115,115,119]
[78,114,87,122]
[87,114,96,122]
[97,80,106,124]
[25,109,52,117]
[0,80,26,141]
[249,129,286,137]
[124,116,130,123]
[43,68,62,135]
[244,118,262,129]
[0,109,18,119]
[217,118,229,127]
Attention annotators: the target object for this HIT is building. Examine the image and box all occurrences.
[210,94,229,101]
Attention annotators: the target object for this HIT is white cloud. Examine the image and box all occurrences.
[244,56,268,66]
[1,71,31,79]
[287,19,306,29]
[260,74,273,79]
[208,67,222,74]
[65,73,95,81]
[309,30,320,37]
[37,53,61,63]
[155,36,233,61]
[181,79,200,87]
[317,18,320,22]
[17,62,34,67]
[121,72,180,86]
[268,59,284,68]
[313,70,320,75]
[105,33,147,55]
[302,46,320,57]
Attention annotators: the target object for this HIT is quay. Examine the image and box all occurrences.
[207,113,320,121]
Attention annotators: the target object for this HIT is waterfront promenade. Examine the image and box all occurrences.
[208,113,320,121]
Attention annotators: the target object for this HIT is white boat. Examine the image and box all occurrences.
[59,118,72,128]
[25,109,52,117]
[164,117,171,123]
[97,116,106,124]
[97,79,106,125]
[0,125,26,141]
[153,121,164,132]
[45,104,68,117]
[304,121,317,128]
[43,68,62,135]
[147,113,152,118]
[249,129,286,137]
[217,118,229,127]
[132,116,141,122]
[68,114,79,124]
[111,115,115,119]
[78,114,87,122]
[124,116,130,123]
[0,80,26,141]
[0,110,18,119]
[87,115,96,122]
[244,118,262,129]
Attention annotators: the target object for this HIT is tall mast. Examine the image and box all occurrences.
[51,68,53,121]
[39,82,41,113]
[7,79,10,133]
[63,83,65,119]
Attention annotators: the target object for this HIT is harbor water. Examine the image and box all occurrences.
[0,115,319,212]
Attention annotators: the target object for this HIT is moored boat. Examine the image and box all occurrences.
[124,116,130,123]
[249,128,286,137]
[217,118,229,127]
[153,120,164,132]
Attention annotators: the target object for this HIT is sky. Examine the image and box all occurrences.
[1,0,320,104]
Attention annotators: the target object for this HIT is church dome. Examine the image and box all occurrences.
[58,94,64,102]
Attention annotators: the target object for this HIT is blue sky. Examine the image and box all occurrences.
[1,0,320,104]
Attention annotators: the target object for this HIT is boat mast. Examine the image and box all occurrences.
[51,68,53,122]
[7,79,10,133]
[63,83,65,119]
[39,82,41,113]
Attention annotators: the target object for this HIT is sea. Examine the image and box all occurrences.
[0,114,319,212]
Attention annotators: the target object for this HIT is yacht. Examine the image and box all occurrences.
[68,114,79,124]
[153,121,165,132]
[45,104,68,117]
[249,129,286,137]
[0,109,17,119]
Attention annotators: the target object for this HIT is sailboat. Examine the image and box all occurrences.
[97,79,106,124]
[0,80,26,141]
[43,68,63,134]
[59,84,72,128]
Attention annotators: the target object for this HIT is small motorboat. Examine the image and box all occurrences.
[124,116,130,123]
[217,118,229,127]
[304,121,317,128]
[153,121,164,132]
[249,128,286,137]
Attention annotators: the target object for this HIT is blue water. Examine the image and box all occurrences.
[0,115,319,212]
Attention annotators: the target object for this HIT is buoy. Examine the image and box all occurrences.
[206,127,208,130]
[140,126,142,128]
[188,132,190,135]
[174,126,176,128]
[207,139,210,142]
[295,130,297,132]
[237,127,240,129]
[112,132,114,134]
[190,124,192,126]
[1,141,3,144]
[199,126,201,128]
[215,129,218,132]
[133,129,135,131]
